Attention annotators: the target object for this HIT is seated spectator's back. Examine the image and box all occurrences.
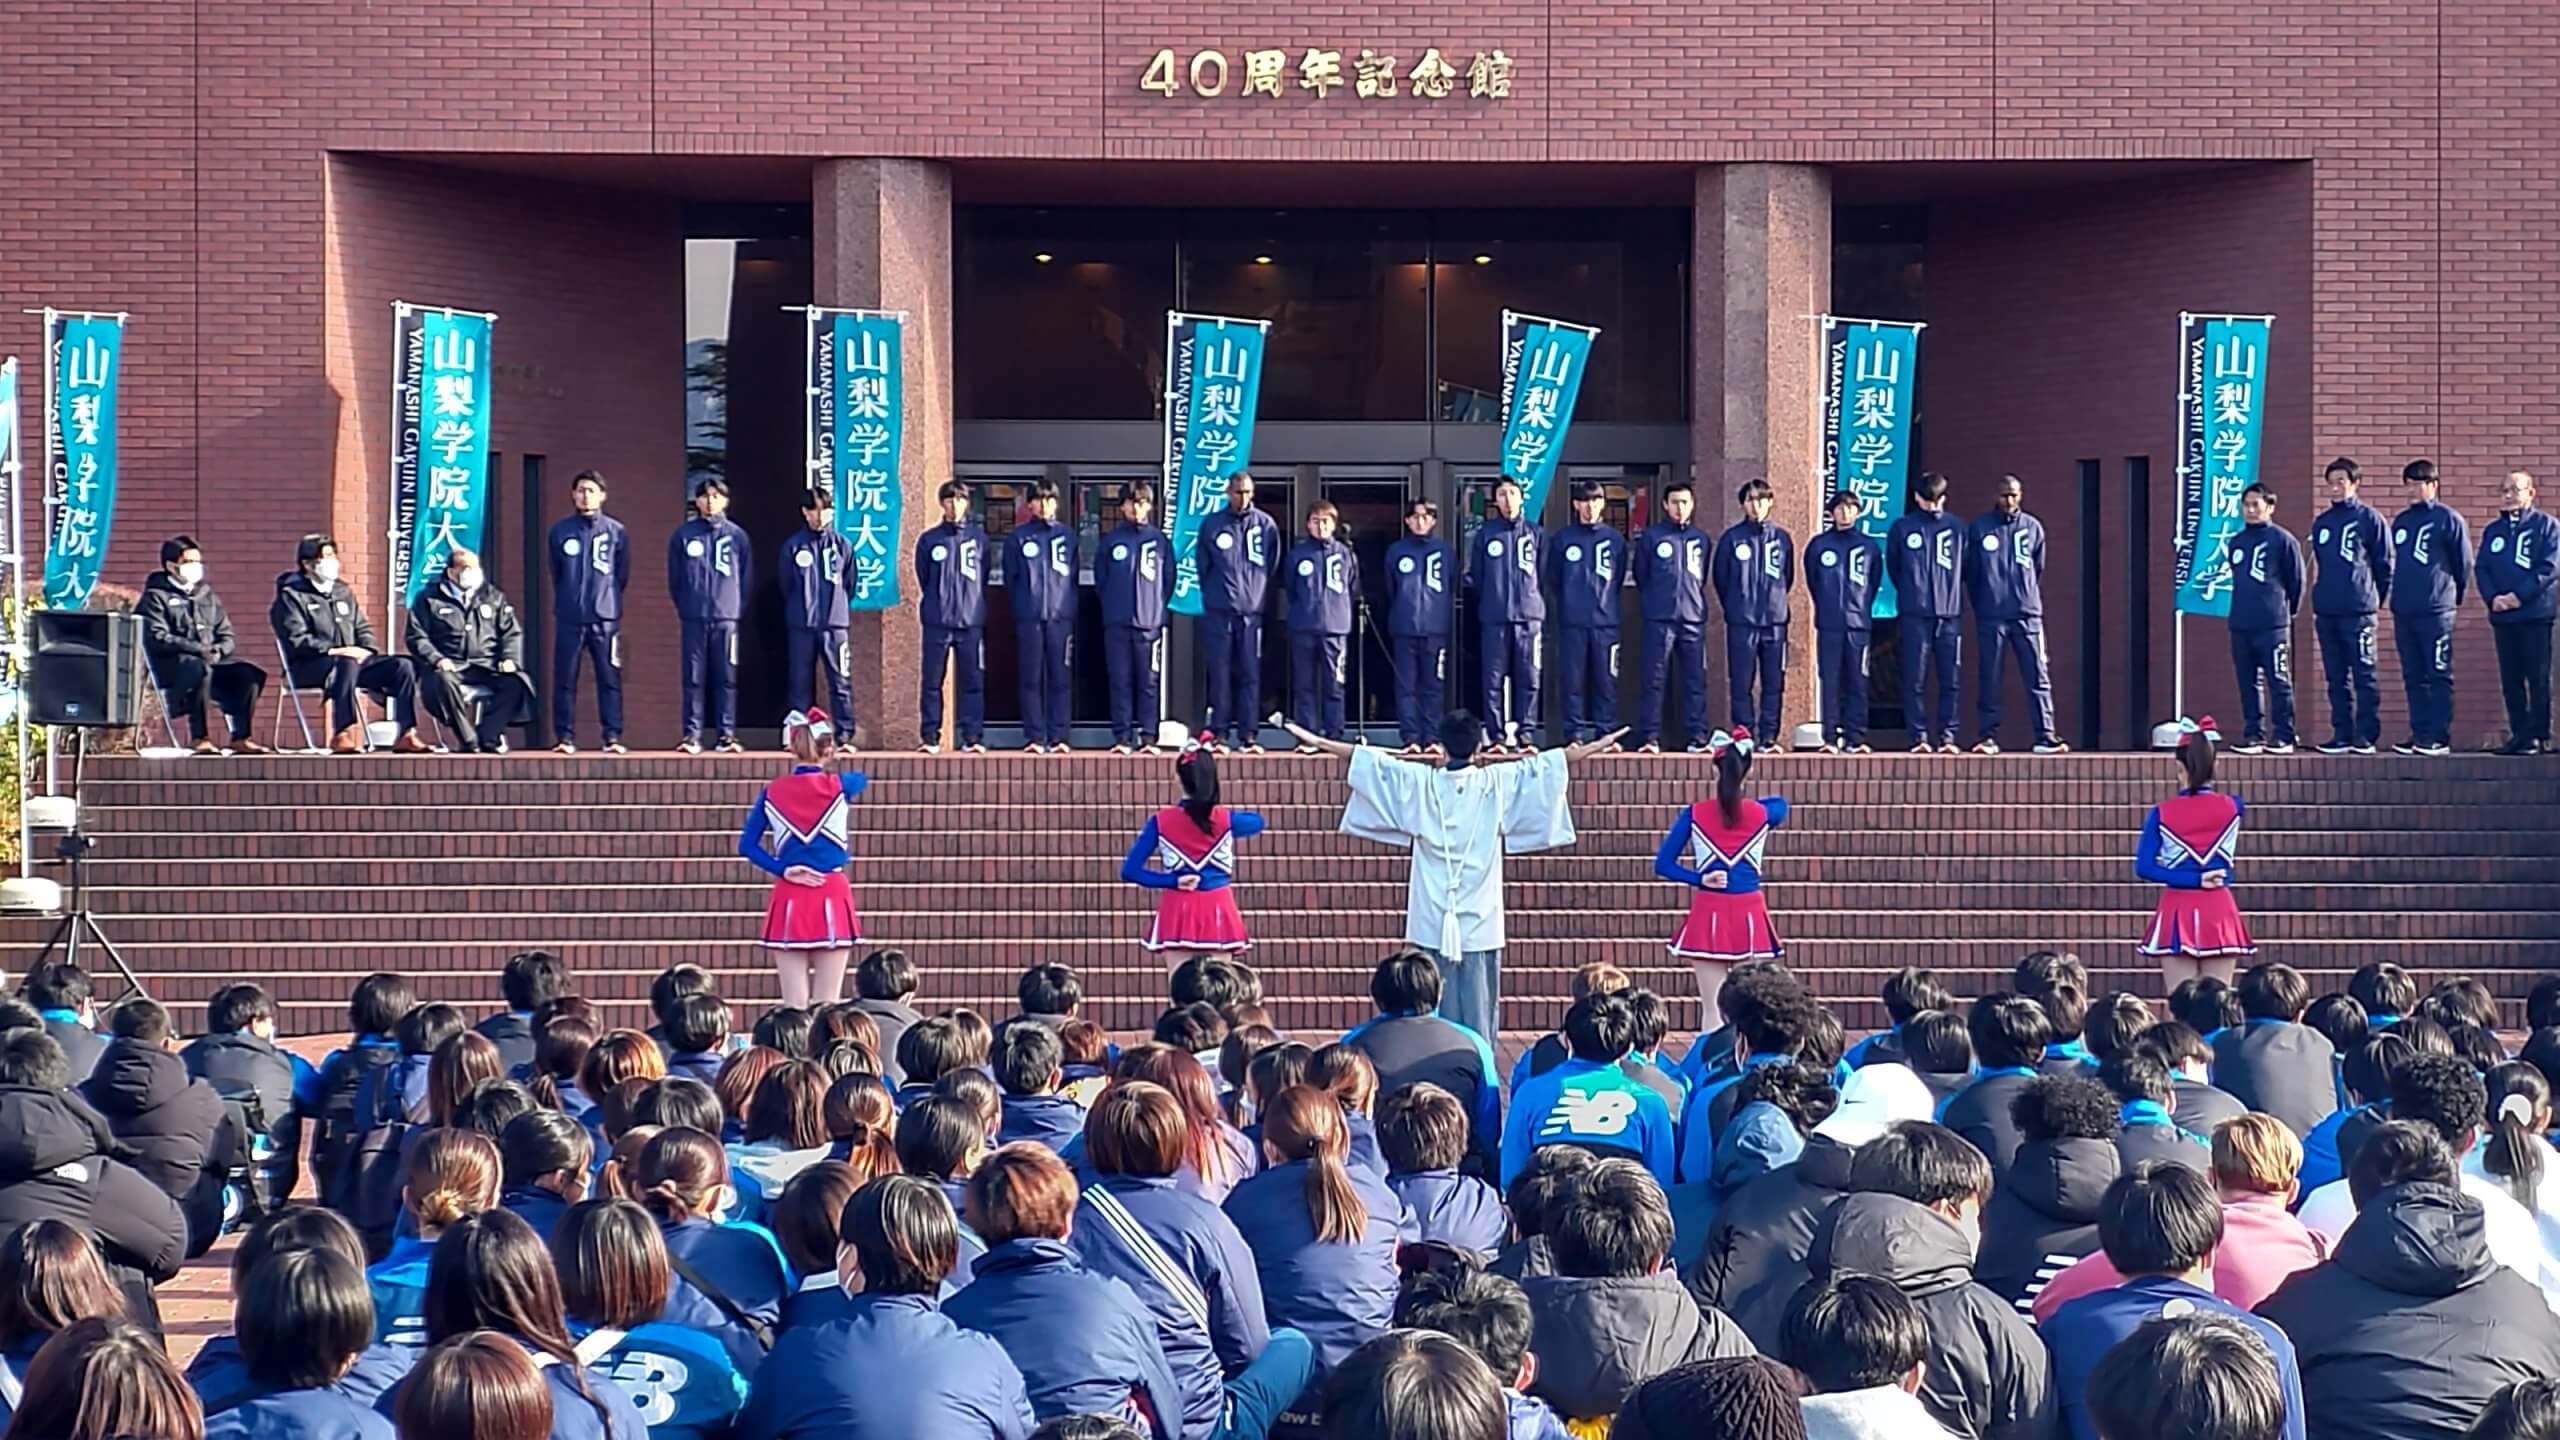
[1341,952,1501,1165]
[82,999,237,1253]
[0,1029,189,1291]
[1973,1075,2119,1311]
[2212,964,2339,1139]
[1938,996,2051,1182]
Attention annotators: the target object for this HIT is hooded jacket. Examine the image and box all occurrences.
[1972,1135,2117,1311]
[1806,1192,2058,1440]
[1519,1269,1755,1422]
[736,1290,1036,1440]
[2255,1182,2560,1440]
[943,1238,1183,1439]
[138,570,240,670]
[1066,1172,1269,1440]
[1687,1130,1860,1353]
[81,1039,230,1201]
[0,1082,188,1281]
[2211,1019,2338,1140]
[1672,1101,1805,1266]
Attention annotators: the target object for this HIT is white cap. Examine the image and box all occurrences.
[1813,1061,1936,1146]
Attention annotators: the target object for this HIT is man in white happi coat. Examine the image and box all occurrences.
[1284,711,1624,1041]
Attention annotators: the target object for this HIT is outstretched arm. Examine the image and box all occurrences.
[1279,719,1359,759]
[1564,728,1630,762]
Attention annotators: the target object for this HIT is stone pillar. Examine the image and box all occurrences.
[1693,164,1831,743]
[814,158,953,751]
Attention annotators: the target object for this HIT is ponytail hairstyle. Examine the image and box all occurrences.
[1177,744,1220,831]
[2176,716,2219,791]
[1113,1043,1236,1185]
[422,1210,611,1438]
[405,1129,503,1236]
[1247,1042,1317,1124]
[395,1331,553,1440]
[595,1125,661,1203]
[1259,1084,1367,1243]
[771,1162,863,1280]
[498,1110,593,1198]
[1711,729,1756,826]
[1309,1043,1381,1117]
[785,708,838,766]
[632,1126,730,1222]
[526,1017,596,1113]
[822,1072,901,1183]
[550,1199,672,1331]
[2485,1060,2552,1207]
[430,1032,507,1129]
[0,1219,125,1349]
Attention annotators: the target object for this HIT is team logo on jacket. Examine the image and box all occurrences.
[1656,540,1674,558]
[590,538,612,576]
[714,538,735,576]
[1398,555,1415,573]
[2011,530,2034,566]
[562,537,582,556]
[2489,535,2506,555]
[1542,1088,1637,1139]
[930,543,948,562]
[822,547,842,584]
[1246,529,1268,566]
[1426,552,1445,592]
[1734,542,1753,563]
[1819,550,1838,568]
[2413,527,2432,565]
[1905,532,1922,549]
[2248,544,2269,584]
[1487,540,1505,557]
[686,539,705,558]
[1216,531,1235,551]
[1761,541,1784,582]
[1139,544,1159,583]
[1297,558,1315,576]
[958,542,980,582]
[1021,540,1039,557]
[795,548,814,568]
[1849,549,1870,586]
[1593,540,1614,574]
[479,604,495,620]
[1565,545,1582,563]
[1686,540,1704,579]
[2520,532,2537,568]
[1934,532,1955,571]
[1982,534,1999,550]
[1112,544,1128,561]
[2434,634,2452,672]
[1049,537,1071,575]
[1326,554,1347,593]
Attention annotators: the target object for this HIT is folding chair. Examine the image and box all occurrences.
[271,636,375,753]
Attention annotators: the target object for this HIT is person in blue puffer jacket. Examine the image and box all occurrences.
[554,1198,754,1440]
[202,1248,398,1440]
[1378,1083,1507,1261]
[945,1145,1184,1438]
[737,1174,1037,1440]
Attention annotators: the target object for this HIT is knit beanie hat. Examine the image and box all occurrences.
[1611,1357,1806,1440]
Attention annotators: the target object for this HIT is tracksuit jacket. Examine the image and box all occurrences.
[943,1238,1185,1439]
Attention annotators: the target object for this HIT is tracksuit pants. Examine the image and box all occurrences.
[1204,612,1263,744]
[1816,628,1870,746]
[920,624,985,746]
[1557,626,1619,741]
[1015,616,1073,746]
[158,656,265,743]
[1726,622,1786,738]
[1289,632,1348,739]
[2393,609,2455,745]
[1975,616,2056,743]
[1390,634,1448,746]
[1633,620,1708,748]
[2494,620,2554,745]
[678,619,738,740]
[1106,625,1164,745]
[2314,612,2381,747]
[1479,621,1541,741]
[787,624,853,728]
[550,619,622,745]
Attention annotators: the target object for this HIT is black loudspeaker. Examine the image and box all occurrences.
[26,611,147,727]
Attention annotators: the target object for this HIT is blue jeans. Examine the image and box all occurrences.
[1421,946,1503,1041]
[1215,1327,1315,1440]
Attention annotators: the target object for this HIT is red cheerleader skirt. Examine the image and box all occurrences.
[2138,887,2256,958]
[762,872,862,950]
[1668,890,1784,963]
[1144,886,1253,953]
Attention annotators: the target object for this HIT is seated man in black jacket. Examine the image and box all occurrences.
[20,961,105,1085]
[137,535,271,754]
[405,547,531,754]
[268,533,426,753]
[80,999,239,1257]
[181,982,311,1219]
[0,1027,189,1307]
[475,950,569,1076]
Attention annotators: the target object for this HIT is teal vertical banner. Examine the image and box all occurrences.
[1163,314,1269,617]
[42,314,125,609]
[1821,317,1921,620]
[2173,313,2274,618]
[1497,311,1597,518]
[405,310,494,604]
[826,312,905,610]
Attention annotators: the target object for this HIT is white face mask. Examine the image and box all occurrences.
[455,567,484,595]
[311,557,341,586]
[175,562,204,587]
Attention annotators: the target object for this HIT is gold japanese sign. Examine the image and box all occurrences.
[1140,47,1513,100]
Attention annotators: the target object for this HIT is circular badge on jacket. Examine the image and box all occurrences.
[1487,540,1505,557]
[1982,534,1999,550]
[1905,533,1922,549]
[686,540,706,558]
[1297,559,1315,576]
[1656,540,1674,558]
[480,605,495,619]
[562,538,582,556]
[1112,544,1128,561]
[1820,550,1838,568]
[2491,536,2507,553]
[335,600,350,615]
[1216,532,1235,551]
[930,544,948,562]
[1734,543,1753,562]
[1565,545,1583,563]
[795,550,814,568]
[2395,528,2409,544]
[1398,556,1415,574]
[1021,541,1039,557]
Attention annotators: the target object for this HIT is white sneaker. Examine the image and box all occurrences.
[2266,742,2297,755]
[919,741,942,755]
[2032,739,2069,755]
[2416,741,2451,756]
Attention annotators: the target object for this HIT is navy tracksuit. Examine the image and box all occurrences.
[1199,504,1281,744]
[1003,518,1079,747]
[1965,508,2056,744]
[1886,508,1965,743]
[2226,520,2306,746]
[2389,499,2472,746]
[1544,522,1626,740]
[1096,522,1170,746]
[1630,521,1711,748]
[781,525,856,726]
[668,516,751,742]
[1713,519,1795,737]
[2481,506,2560,745]
[1383,535,1454,745]
[546,511,628,746]
[1467,514,1545,741]
[2310,497,2392,748]
[1805,526,1880,746]
[1283,537,1358,739]
[916,520,989,746]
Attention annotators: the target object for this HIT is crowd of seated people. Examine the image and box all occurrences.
[6,949,2560,1440]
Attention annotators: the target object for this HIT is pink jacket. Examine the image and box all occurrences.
[2031,1189,2327,1321]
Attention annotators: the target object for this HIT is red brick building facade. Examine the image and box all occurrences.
[4,0,2551,751]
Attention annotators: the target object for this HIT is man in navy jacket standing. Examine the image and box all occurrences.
[1713,479,1795,741]
[1886,472,1966,753]
[2310,457,2392,754]
[1468,477,1545,750]
[780,486,857,731]
[1003,481,1079,753]
[1804,490,1881,753]
[1282,501,1359,748]
[668,477,751,754]
[1096,483,1171,753]
[915,479,989,753]
[2225,483,2307,754]
[1545,480,1626,745]
[2481,469,2558,755]
[2388,459,2472,756]
[1630,480,1711,752]
[545,469,628,753]
[1383,500,1453,752]
[1966,473,2065,754]
[1198,476,1281,751]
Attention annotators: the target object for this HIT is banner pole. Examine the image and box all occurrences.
[802,308,819,485]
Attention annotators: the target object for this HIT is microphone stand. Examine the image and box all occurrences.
[1352,598,1371,748]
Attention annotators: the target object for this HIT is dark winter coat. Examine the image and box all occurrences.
[1939,1071,2041,1182]
[1807,1192,2059,1440]
[1686,1130,1860,1353]
[2212,1020,2339,1140]
[1973,1136,2116,1311]
[80,1038,241,1255]
[0,1083,188,1281]
[1519,1270,1754,1423]
[2255,1181,2560,1440]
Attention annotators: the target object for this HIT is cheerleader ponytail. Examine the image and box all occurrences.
[2175,715,2219,792]
[1711,729,1756,826]
[1178,745,1220,831]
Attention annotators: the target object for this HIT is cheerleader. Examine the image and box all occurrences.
[738,709,869,1008]
[1657,727,1789,1025]
[1121,744,1264,955]
[2136,715,2256,989]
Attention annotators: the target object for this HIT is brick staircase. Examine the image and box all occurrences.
[7,752,2560,1038]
